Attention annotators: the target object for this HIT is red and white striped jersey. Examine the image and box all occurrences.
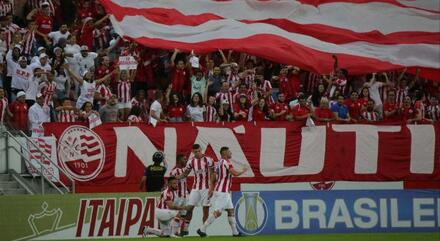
[156,187,176,209]
[22,29,35,55]
[216,91,234,111]
[379,85,391,103]
[170,167,187,198]
[259,79,272,93]
[0,1,13,17]
[117,80,131,103]
[395,88,407,106]
[204,105,217,122]
[96,84,112,106]
[226,72,240,88]
[214,158,233,193]
[362,110,379,121]
[306,72,321,94]
[426,105,440,121]
[0,97,8,124]
[93,25,111,49]
[243,72,255,87]
[40,81,56,106]
[57,109,76,122]
[184,156,214,190]
[127,115,142,123]
[414,100,426,119]
[2,23,21,50]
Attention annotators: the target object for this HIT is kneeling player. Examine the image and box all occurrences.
[197,146,248,237]
[142,177,186,237]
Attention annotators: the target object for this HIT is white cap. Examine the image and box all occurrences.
[14,44,22,51]
[16,91,26,98]
[80,45,89,51]
[37,46,46,52]
[189,56,200,68]
[36,93,43,98]
[53,47,62,53]
[82,70,89,77]
[41,1,50,7]
[39,53,48,59]
[18,56,27,62]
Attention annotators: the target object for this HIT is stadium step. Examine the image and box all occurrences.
[0,173,31,195]
[1,188,28,195]
[0,174,11,181]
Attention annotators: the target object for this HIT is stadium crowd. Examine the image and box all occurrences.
[0,0,439,137]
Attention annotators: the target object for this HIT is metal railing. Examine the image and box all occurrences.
[3,130,75,194]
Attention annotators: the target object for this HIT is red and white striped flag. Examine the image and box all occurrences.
[100,0,440,80]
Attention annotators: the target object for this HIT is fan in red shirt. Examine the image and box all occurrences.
[79,15,109,50]
[234,94,250,121]
[400,96,416,124]
[345,90,362,121]
[270,92,290,121]
[26,1,52,45]
[313,97,334,122]
[383,90,400,121]
[76,0,97,20]
[250,98,270,121]
[273,66,301,102]
[413,90,433,124]
[358,87,370,108]
[8,91,28,132]
[170,49,189,95]
[291,94,311,121]
[166,92,186,122]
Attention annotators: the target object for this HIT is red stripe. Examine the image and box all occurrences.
[197,158,202,190]
[297,0,440,14]
[102,1,440,45]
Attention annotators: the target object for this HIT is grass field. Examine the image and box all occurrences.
[62,233,440,241]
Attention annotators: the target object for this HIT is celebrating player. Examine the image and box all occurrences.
[169,154,189,236]
[197,146,248,237]
[175,144,215,235]
[142,176,186,238]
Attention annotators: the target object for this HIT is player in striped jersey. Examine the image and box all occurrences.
[197,146,247,237]
[175,144,215,233]
[142,177,187,238]
[169,154,189,236]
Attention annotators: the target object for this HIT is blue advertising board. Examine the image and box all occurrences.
[232,190,440,235]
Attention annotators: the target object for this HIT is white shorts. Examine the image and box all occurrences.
[155,208,179,222]
[187,189,210,207]
[175,196,187,215]
[118,102,132,109]
[212,192,234,212]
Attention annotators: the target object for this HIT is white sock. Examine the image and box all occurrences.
[200,214,216,232]
[171,219,180,236]
[147,227,163,236]
[228,216,239,235]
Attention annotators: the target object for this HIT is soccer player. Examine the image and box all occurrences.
[175,144,215,235]
[197,146,248,237]
[142,176,186,238]
[169,154,189,236]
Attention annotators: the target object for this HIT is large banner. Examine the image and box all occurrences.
[231,190,440,235]
[0,190,438,240]
[43,122,440,192]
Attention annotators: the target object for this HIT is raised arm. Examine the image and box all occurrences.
[170,49,179,67]
[95,68,117,85]
[218,49,228,64]
[230,165,248,177]
[63,65,84,85]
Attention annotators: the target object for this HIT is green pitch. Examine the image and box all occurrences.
[62,233,440,241]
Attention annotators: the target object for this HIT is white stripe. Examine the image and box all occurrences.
[110,0,439,33]
[397,0,440,12]
[110,15,440,69]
